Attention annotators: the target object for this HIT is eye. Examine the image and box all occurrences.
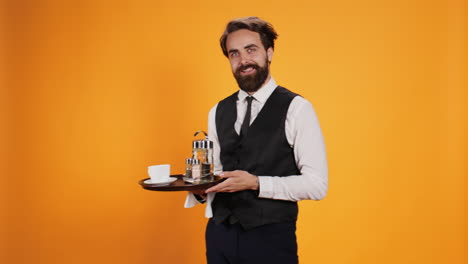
[247,47,257,53]
[229,51,239,58]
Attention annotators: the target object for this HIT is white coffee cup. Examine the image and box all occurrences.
[148,164,171,183]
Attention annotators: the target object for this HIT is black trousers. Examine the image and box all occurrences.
[205,218,298,264]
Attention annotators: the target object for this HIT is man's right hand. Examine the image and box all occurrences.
[190,190,207,201]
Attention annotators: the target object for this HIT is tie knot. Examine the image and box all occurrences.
[246,96,254,103]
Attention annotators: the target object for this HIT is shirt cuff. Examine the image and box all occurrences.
[258,176,274,199]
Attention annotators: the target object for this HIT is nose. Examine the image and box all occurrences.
[239,51,251,65]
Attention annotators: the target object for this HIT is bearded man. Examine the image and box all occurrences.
[185,17,328,264]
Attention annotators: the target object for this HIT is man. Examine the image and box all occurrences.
[185,16,328,264]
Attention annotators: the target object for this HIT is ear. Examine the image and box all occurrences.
[267,47,274,62]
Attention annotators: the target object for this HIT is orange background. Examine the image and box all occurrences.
[2,0,466,263]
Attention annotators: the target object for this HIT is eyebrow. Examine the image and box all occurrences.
[244,44,259,49]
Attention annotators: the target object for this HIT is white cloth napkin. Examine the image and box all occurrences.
[184,192,215,218]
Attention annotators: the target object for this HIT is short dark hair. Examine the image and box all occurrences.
[220,17,278,57]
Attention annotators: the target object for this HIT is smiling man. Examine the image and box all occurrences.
[185,17,328,264]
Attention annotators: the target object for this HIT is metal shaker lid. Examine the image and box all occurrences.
[192,159,200,165]
[193,130,213,149]
[199,140,213,149]
[185,158,193,164]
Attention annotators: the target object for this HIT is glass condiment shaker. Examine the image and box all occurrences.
[192,131,214,178]
[185,158,193,178]
[191,159,201,181]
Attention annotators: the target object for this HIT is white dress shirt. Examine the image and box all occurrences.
[185,77,328,217]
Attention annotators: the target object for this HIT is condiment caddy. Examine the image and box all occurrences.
[183,131,214,184]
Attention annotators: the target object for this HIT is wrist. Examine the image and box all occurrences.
[252,175,259,190]
[193,193,207,203]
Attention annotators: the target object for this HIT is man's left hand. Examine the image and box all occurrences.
[205,170,259,193]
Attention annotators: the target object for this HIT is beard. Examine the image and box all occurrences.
[233,59,269,93]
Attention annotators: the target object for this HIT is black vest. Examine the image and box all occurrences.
[213,86,301,230]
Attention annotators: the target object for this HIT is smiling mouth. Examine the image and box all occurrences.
[239,65,258,75]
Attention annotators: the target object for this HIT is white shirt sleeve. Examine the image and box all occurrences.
[258,96,328,201]
[208,104,223,176]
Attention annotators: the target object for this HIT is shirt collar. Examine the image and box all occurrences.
[237,77,277,103]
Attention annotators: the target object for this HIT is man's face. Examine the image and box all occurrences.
[225,29,274,93]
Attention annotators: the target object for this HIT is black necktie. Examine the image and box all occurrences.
[240,96,254,137]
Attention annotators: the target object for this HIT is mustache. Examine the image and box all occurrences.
[236,63,260,74]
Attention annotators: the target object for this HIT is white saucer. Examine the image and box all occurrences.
[144,177,177,186]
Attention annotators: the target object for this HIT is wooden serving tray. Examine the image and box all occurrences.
[138,174,225,192]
